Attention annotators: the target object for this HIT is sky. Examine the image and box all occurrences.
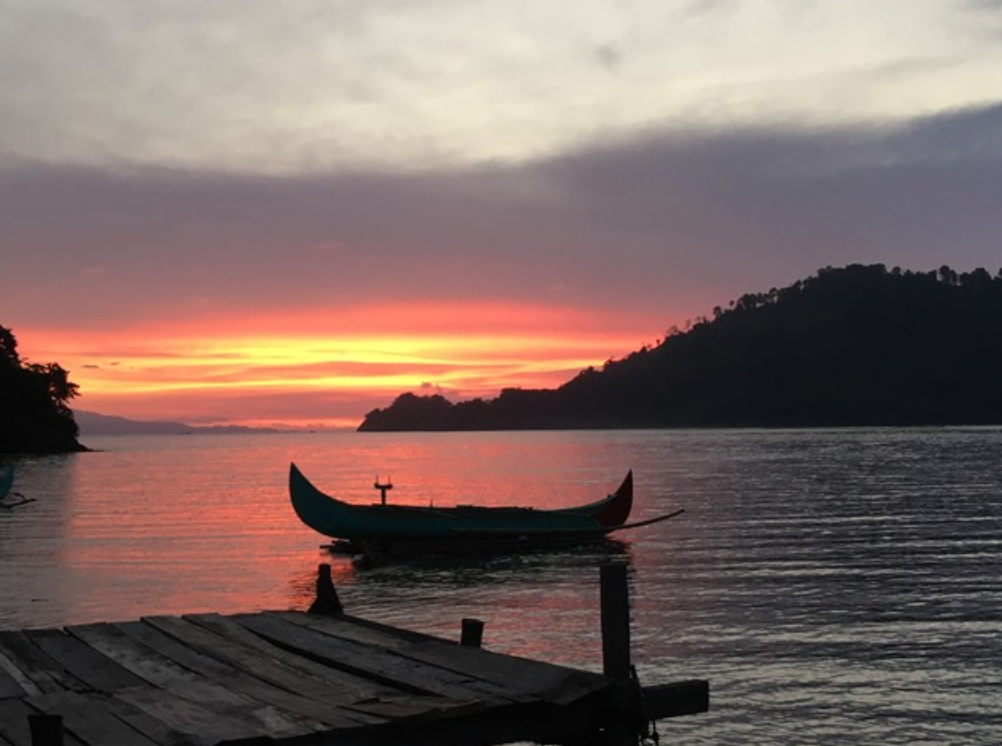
[3,0,1002,428]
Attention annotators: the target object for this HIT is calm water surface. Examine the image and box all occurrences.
[1,428,1000,744]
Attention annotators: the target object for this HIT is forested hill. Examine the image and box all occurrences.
[359,264,1002,431]
[0,325,84,453]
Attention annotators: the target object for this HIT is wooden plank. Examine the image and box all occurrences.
[278,612,607,706]
[0,632,87,695]
[400,641,605,707]
[184,613,405,702]
[67,623,250,709]
[641,680,710,719]
[100,694,201,746]
[234,615,451,699]
[115,620,374,731]
[0,655,30,700]
[113,685,262,746]
[67,622,321,740]
[232,613,510,705]
[25,691,164,746]
[319,611,464,646]
[238,612,505,712]
[24,629,147,692]
[0,650,41,698]
[0,700,35,746]
[0,699,86,746]
[180,614,485,726]
[279,613,417,651]
[342,697,485,723]
[142,615,386,720]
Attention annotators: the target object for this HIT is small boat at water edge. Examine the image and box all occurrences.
[289,462,683,556]
[0,465,12,500]
[0,464,34,509]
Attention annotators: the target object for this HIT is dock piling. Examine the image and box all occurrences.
[28,714,64,746]
[460,617,485,647]
[600,562,631,682]
[308,563,344,614]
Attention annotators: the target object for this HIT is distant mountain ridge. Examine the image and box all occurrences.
[359,264,1002,431]
[74,410,279,436]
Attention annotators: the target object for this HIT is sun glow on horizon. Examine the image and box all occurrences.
[17,301,667,427]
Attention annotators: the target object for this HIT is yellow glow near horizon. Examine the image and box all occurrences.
[16,301,664,426]
[66,333,626,390]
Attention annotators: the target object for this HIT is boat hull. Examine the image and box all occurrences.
[0,465,13,500]
[289,463,633,543]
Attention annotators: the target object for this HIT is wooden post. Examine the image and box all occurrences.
[600,562,631,681]
[460,618,484,647]
[29,714,64,746]
[308,563,344,615]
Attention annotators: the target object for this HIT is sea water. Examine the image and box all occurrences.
[1,428,1000,744]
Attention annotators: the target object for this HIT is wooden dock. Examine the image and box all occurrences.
[0,566,708,746]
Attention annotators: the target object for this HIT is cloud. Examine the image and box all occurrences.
[7,101,999,425]
[1,1,1001,172]
[4,102,1001,340]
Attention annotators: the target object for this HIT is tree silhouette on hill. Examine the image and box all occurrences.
[359,264,1002,431]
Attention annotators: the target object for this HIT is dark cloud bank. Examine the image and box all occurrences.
[4,103,1001,327]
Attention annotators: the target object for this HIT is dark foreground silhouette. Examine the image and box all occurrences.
[0,325,84,453]
[359,264,1002,430]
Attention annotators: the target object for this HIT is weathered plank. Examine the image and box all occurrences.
[25,690,164,746]
[279,612,417,651]
[113,685,263,746]
[100,694,201,746]
[67,622,325,741]
[0,701,34,746]
[342,696,486,723]
[142,615,386,721]
[279,612,606,706]
[641,679,710,719]
[0,699,86,746]
[67,623,249,709]
[175,614,485,726]
[233,613,512,705]
[0,656,30,700]
[183,613,404,702]
[402,640,606,707]
[24,629,147,692]
[115,619,376,730]
[0,632,87,695]
[0,650,40,699]
[231,614,454,696]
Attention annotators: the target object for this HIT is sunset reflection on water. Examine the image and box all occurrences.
[0,431,637,630]
[2,428,1001,746]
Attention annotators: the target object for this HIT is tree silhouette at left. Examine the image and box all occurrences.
[0,325,85,453]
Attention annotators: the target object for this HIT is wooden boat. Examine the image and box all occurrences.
[0,464,34,509]
[289,462,642,547]
[0,465,12,501]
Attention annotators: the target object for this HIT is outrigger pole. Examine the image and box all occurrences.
[373,476,393,506]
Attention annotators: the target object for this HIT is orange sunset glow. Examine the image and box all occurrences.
[6,2,1000,432]
[17,300,667,428]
